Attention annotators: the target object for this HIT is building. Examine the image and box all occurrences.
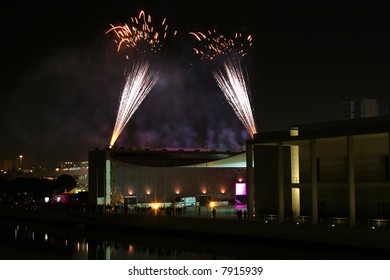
[380,103,390,116]
[10,161,89,193]
[341,98,380,119]
[88,148,246,206]
[88,116,390,227]
[0,157,14,173]
[246,115,390,226]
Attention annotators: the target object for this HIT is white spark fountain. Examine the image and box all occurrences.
[109,61,159,148]
[213,59,257,138]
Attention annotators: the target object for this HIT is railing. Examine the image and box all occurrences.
[328,217,349,226]
[366,218,390,228]
[298,216,311,224]
[263,214,279,223]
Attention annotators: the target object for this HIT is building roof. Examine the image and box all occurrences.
[91,147,245,167]
[250,115,390,144]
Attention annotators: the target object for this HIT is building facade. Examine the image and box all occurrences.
[247,115,390,226]
[88,148,246,207]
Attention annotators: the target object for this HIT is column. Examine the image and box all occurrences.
[310,139,318,225]
[347,135,356,227]
[246,142,254,220]
[278,141,285,223]
[388,132,390,181]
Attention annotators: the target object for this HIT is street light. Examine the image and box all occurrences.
[174,189,180,215]
[19,155,23,171]
[145,190,151,207]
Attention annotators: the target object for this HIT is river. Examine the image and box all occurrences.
[1,217,388,260]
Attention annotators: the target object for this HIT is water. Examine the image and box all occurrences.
[0,221,235,260]
[1,202,389,261]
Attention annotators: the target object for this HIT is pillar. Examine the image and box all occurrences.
[246,142,254,219]
[278,141,285,223]
[310,139,318,225]
[347,135,356,227]
[388,132,390,181]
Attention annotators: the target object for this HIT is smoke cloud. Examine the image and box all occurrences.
[5,38,250,166]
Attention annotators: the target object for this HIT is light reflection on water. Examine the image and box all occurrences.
[0,222,231,260]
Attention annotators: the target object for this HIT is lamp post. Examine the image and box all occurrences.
[145,190,151,206]
[19,155,23,171]
[221,188,226,202]
[174,189,180,216]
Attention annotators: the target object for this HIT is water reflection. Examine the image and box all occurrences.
[2,219,387,260]
[0,222,231,260]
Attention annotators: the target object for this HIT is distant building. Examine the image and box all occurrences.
[5,160,88,193]
[56,161,88,171]
[341,98,380,119]
[0,157,14,173]
[341,98,390,120]
[380,103,390,116]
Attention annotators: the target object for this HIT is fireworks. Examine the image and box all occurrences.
[213,59,257,138]
[189,29,253,61]
[106,11,257,147]
[107,10,175,147]
[106,10,177,57]
[190,29,257,138]
[109,61,159,148]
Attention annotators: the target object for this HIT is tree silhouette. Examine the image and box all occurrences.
[55,174,77,193]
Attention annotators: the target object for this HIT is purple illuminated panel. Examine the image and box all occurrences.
[235,182,247,196]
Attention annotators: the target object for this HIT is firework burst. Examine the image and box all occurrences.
[107,10,175,147]
[189,29,253,61]
[106,10,177,58]
[190,29,257,138]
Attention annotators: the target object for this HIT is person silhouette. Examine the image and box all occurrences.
[212,208,216,218]
[237,209,243,220]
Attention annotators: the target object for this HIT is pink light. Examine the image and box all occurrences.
[235,182,246,196]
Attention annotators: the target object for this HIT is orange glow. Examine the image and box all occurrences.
[106,10,177,55]
[189,29,252,61]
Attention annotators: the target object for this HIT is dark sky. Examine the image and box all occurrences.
[1,1,390,167]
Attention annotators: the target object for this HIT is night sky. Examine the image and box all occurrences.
[1,1,390,167]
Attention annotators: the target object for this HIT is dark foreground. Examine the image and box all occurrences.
[1,208,390,260]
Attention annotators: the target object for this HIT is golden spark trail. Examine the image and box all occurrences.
[106,10,176,56]
[106,10,176,147]
[189,30,251,60]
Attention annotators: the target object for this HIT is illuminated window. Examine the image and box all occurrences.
[235,182,246,196]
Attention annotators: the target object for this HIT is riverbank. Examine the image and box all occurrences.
[1,208,390,259]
